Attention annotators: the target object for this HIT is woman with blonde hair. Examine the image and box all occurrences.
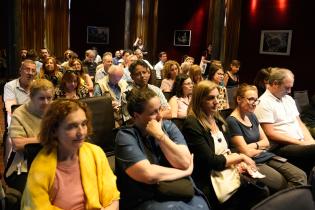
[189,64,203,85]
[160,60,180,92]
[226,83,306,193]
[182,80,268,210]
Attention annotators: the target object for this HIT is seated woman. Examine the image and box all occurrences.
[168,74,193,118]
[160,60,179,92]
[21,99,120,209]
[115,88,210,210]
[54,70,89,99]
[6,79,54,193]
[226,84,306,192]
[189,64,203,85]
[208,61,229,110]
[38,56,63,87]
[69,58,94,93]
[182,80,268,210]
[223,60,240,88]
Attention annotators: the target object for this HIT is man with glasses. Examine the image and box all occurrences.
[255,67,315,174]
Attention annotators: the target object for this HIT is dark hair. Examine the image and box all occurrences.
[129,60,149,75]
[230,60,240,67]
[127,88,157,117]
[208,61,223,81]
[60,70,81,92]
[172,74,190,97]
[253,67,272,95]
[159,51,167,58]
[40,99,92,153]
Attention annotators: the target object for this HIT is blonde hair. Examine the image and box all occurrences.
[30,79,54,98]
[235,83,257,105]
[188,80,225,131]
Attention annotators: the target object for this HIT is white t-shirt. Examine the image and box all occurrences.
[255,89,304,142]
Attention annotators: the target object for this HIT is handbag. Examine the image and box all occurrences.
[156,177,195,201]
[211,166,241,203]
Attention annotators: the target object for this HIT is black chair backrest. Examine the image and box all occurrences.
[24,143,43,171]
[251,185,315,210]
[79,96,116,155]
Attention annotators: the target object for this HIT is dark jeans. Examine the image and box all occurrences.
[273,144,315,175]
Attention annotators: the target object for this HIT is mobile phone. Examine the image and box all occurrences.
[272,156,287,163]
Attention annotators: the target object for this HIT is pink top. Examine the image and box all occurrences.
[51,160,86,210]
[160,79,174,92]
[174,96,190,118]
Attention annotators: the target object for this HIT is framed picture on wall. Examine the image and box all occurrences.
[259,30,292,55]
[174,30,191,46]
[87,26,109,44]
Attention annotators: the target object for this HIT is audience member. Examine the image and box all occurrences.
[5,79,54,193]
[115,88,210,210]
[95,52,113,82]
[134,49,153,70]
[189,64,203,85]
[122,54,137,84]
[200,44,212,77]
[21,99,120,209]
[92,46,102,64]
[182,80,268,210]
[39,48,50,63]
[69,58,94,93]
[208,61,229,110]
[94,65,128,127]
[160,60,179,92]
[255,68,315,174]
[121,60,171,124]
[253,67,272,97]
[25,49,42,74]
[4,59,36,115]
[19,49,28,63]
[133,36,147,55]
[168,74,193,118]
[54,70,89,99]
[223,60,240,88]
[180,61,191,75]
[82,49,97,78]
[226,83,306,193]
[118,50,133,68]
[153,51,168,82]
[38,56,63,87]
[113,50,121,65]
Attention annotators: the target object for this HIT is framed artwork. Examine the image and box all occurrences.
[87,26,109,44]
[259,30,292,55]
[174,30,191,46]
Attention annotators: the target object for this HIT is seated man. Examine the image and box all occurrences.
[121,60,171,124]
[94,65,128,127]
[94,52,113,82]
[115,88,210,210]
[255,67,315,173]
[4,59,36,116]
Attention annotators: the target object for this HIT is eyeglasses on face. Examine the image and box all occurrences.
[242,97,260,105]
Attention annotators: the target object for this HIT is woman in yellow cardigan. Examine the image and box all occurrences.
[21,99,119,210]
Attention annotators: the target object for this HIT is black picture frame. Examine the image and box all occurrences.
[174,30,191,46]
[87,26,109,45]
[259,30,292,56]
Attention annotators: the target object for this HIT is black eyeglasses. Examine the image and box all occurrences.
[64,70,79,75]
[242,97,260,105]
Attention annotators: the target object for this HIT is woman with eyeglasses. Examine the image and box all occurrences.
[226,83,306,193]
[182,81,268,210]
[168,74,193,118]
[208,61,229,110]
[54,70,89,99]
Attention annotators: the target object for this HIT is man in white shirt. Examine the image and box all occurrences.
[255,67,315,173]
[153,51,167,80]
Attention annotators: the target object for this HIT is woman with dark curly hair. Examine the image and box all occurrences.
[160,60,180,92]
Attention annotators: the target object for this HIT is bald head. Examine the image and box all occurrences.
[108,65,124,85]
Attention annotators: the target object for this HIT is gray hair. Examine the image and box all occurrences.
[268,67,294,85]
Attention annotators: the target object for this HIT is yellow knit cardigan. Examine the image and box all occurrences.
[21,142,120,209]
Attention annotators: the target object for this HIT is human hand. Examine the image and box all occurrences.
[146,119,163,139]
[240,154,257,171]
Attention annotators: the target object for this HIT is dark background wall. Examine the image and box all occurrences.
[239,0,315,94]
[69,0,210,65]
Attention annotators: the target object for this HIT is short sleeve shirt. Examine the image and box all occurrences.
[255,89,303,140]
